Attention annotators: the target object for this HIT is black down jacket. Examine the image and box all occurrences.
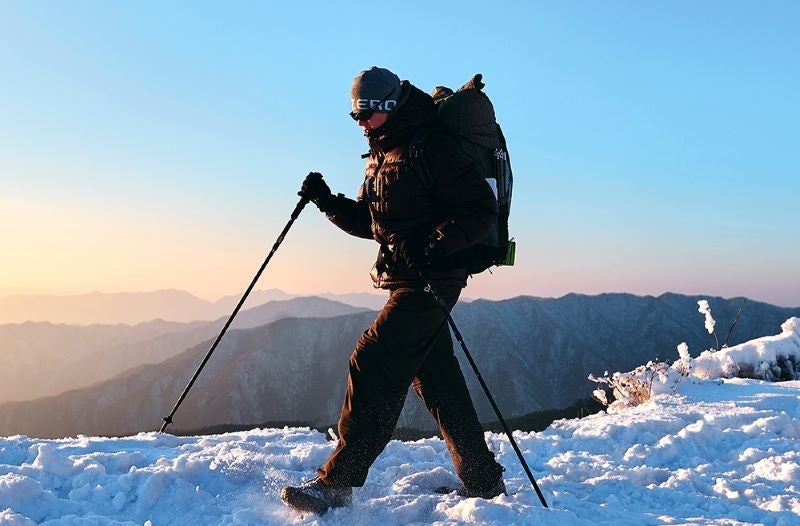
[323,81,498,289]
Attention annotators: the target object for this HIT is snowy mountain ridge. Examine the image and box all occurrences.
[0,316,798,524]
[0,296,369,403]
[0,293,797,438]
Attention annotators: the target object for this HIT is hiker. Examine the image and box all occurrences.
[280,66,505,514]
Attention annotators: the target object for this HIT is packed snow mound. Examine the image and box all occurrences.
[2,316,799,524]
[591,317,800,411]
[693,317,800,380]
[1,378,799,524]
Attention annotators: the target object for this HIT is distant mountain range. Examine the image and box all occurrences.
[1,292,797,439]
[0,288,388,325]
[0,297,370,402]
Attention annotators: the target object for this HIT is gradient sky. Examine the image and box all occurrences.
[1,1,798,307]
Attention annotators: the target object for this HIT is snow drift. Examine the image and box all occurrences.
[692,317,800,381]
[0,318,799,524]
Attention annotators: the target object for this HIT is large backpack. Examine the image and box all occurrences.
[410,74,515,275]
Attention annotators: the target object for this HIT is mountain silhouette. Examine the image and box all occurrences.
[1,293,797,438]
[0,296,369,402]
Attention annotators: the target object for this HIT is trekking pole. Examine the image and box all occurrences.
[421,274,549,508]
[159,196,310,433]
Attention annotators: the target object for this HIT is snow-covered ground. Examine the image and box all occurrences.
[1,317,799,525]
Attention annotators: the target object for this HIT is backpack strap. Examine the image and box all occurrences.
[409,128,436,194]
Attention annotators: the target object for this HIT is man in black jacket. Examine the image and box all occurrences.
[280,66,505,514]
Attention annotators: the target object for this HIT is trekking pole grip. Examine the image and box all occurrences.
[158,195,310,433]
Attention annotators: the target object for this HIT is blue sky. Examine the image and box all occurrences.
[1,1,798,306]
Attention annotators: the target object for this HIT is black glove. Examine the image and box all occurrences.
[393,236,425,274]
[423,237,447,271]
[393,235,446,274]
[298,172,333,209]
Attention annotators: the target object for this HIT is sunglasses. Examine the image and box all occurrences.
[349,90,394,121]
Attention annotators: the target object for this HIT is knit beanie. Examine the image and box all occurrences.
[350,66,402,113]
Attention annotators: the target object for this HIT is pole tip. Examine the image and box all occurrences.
[159,416,173,433]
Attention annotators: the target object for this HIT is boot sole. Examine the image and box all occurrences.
[433,484,507,499]
[280,486,348,515]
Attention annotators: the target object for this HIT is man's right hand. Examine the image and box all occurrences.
[392,235,426,274]
[392,234,448,275]
[298,172,332,208]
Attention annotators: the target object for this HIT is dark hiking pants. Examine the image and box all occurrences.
[317,285,504,492]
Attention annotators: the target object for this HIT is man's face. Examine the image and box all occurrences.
[357,111,389,131]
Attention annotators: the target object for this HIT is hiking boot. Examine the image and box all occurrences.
[463,477,507,498]
[435,477,507,499]
[280,478,352,514]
